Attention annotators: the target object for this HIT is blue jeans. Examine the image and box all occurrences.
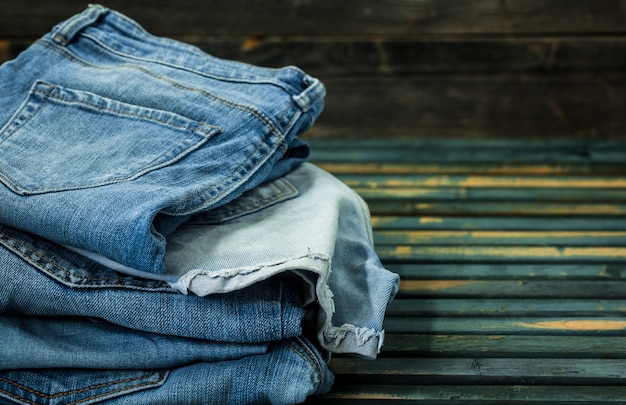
[0,5,324,274]
[1,320,332,404]
[0,225,333,404]
[0,6,398,404]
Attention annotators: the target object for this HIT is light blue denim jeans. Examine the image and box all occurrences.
[0,5,324,274]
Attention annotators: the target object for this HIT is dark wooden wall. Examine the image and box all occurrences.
[2,1,626,139]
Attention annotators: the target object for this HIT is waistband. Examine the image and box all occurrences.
[46,5,325,113]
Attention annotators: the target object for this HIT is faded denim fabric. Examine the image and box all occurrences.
[0,332,332,405]
[103,163,401,358]
[0,227,333,403]
[0,5,324,274]
[0,224,305,343]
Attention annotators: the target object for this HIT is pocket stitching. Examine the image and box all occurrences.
[0,371,167,405]
[0,81,221,196]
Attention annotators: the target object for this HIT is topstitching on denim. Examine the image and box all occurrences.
[0,369,169,405]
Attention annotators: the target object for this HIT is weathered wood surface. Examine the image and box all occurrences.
[306,139,626,403]
[2,0,626,37]
[2,1,626,139]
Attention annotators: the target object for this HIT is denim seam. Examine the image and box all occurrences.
[0,229,174,292]
[37,38,284,139]
[0,371,167,405]
[190,177,298,224]
[33,83,219,133]
[285,337,325,392]
[0,82,221,195]
[166,139,276,215]
[80,31,304,96]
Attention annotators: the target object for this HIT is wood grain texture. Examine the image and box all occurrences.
[2,2,625,140]
[305,139,626,402]
[2,0,626,37]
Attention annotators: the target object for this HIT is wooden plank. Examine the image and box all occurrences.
[3,0,626,37]
[384,317,626,335]
[340,174,626,189]
[371,216,626,231]
[316,162,626,176]
[194,37,626,76]
[309,140,626,164]
[367,201,626,216]
[329,358,626,384]
[382,334,626,358]
[358,188,626,201]
[309,74,626,140]
[386,299,626,317]
[396,280,626,298]
[308,385,626,403]
[378,246,626,263]
[374,230,626,246]
[385,264,626,280]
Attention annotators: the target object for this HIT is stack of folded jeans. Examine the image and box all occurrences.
[0,6,400,404]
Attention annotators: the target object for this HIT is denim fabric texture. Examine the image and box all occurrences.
[0,5,324,274]
[0,5,399,404]
[1,336,332,405]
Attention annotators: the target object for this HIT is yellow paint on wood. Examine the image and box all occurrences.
[385,230,626,244]
[406,203,626,215]
[387,245,626,259]
[400,280,487,291]
[514,320,626,331]
[355,176,626,189]
[317,162,600,176]
[419,217,443,224]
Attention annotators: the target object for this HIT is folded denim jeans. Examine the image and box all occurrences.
[0,5,324,274]
[1,163,399,358]
[0,329,333,405]
[0,226,305,343]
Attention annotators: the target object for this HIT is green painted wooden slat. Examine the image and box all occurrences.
[339,174,626,189]
[371,216,626,231]
[308,139,626,164]
[359,187,626,201]
[316,162,626,175]
[386,299,626,317]
[309,384,626,403]
[385,264,626,280]
[382,334,626,358]
[383,317,626,335]
[309,138,626,150]
[356,187,626,201]
[397,280,626,298]
[329,358,626,383]
[374,230,626,246]
[377,245,626,263]
[367,201,626,215]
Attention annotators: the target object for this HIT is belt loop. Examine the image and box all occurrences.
[51,4,108,46]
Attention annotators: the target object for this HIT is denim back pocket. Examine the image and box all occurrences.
[0,81,221,195]
[0,369,168,405]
